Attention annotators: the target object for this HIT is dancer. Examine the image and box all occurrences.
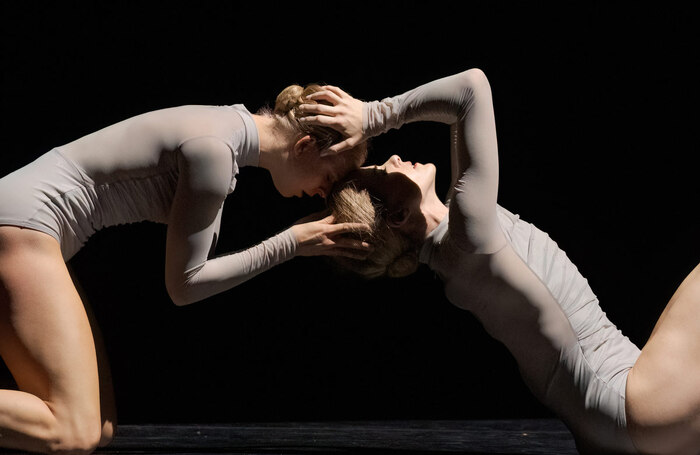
[301,69,700,454]
[0,84,371,454]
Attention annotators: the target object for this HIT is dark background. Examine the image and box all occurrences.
[1,2,697,424]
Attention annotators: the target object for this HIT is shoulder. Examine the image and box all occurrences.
[176,136,233,195]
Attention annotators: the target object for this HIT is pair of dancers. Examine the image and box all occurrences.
[1,69,697,454]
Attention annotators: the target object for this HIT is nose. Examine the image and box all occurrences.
[385,155,402,167]
[386,155,414,170]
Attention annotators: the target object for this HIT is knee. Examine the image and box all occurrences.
[44,420,103,455]
[40,397,117,453]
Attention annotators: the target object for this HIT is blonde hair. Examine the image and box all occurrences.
[259,83,368,169]
[328,173,420,279]
[272,84,350,152]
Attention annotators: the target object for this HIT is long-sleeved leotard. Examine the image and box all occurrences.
[363,70,641,454]
[0,104,297,306]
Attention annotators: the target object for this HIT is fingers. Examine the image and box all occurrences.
[298,215,364,230]
[324,238,374,260]
[298,114,336,127]
[316,218,374,255]
[305,89,342,105]
[298,103,336,116]
[297,104,340,128]
[299,87,364,157]
[324,221,371,236]
[332,236,372,251]
[321,85,349,97]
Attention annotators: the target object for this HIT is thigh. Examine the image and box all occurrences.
[0,227,100,425]
[626,263,700,454]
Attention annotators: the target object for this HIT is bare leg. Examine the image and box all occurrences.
[626,263,700,455]
[68,265,117,447]
[0,227,107,454]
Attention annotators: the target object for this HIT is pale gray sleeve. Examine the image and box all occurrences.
[363,69,504,253]
[164,136,298,306]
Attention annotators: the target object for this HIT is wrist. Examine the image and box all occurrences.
[363,100,392,138]
[272,226,300,260]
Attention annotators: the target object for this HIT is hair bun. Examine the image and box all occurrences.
[274,85,305,118]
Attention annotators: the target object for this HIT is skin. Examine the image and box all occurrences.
[0,110,371,453]
[253,114,352,199]
[250,114,373,258]
[303,86,700,454]
[625,263,700,455]
[362,155,447,238]
[0,226,111,454]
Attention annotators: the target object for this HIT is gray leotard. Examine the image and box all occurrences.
[364,70,641,453]
[0,104,297,305]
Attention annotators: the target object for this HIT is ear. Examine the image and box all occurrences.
[387,206,411,228]
[293,135,317,158]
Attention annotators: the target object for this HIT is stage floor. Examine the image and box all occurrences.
[4,419,581,454]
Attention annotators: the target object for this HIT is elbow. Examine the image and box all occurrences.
[456,68,493,111]
[165,263,207,306]
[165,279,196,307]
[463,68,489,85]
[461,69,492,96]
[166,286,190,307]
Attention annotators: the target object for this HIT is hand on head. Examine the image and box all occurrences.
[291,211,373,260]
[298,85,365,156]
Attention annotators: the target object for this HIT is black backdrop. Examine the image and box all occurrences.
[1,2,698,424]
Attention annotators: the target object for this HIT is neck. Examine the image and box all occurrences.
[421,198,449,238]
[252,114,292,173]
